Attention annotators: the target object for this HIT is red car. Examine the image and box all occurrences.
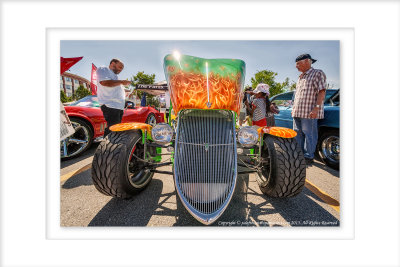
[61,95,164,159]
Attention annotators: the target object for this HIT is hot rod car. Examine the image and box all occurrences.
[91,54,306,225]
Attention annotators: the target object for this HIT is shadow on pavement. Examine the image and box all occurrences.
[86,174,251,227]
[81,171,339,227]
[62,169,93,189]
[62,161,339,227]
[88,179,164,226]
[246,186,340,227]
[170,172,339,227]
[311,160,340,177]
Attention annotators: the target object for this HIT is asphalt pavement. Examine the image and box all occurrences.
[60,143,340,227]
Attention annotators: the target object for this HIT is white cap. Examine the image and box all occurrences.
[253,83,270,96]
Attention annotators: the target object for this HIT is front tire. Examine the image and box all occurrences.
[257,135,306,198]
[91,130,154,198]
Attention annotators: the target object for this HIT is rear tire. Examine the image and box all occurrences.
[257,135,306,197]
[91,130,154,198]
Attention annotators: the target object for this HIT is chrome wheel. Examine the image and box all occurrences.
[146,114,157,127]
[317,130,340,170]
[321,135,340,163]
[60,118,93,159]
[126,138,154,189]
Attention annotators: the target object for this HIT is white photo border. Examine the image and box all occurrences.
[1,1,399,267]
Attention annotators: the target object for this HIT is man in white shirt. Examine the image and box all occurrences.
[96,58,131,137]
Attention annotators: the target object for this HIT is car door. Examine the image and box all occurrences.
[122,105,148,123]
[271,92,294,129]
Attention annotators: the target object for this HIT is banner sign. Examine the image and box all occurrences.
[60,56,83,74]
[136,84,168,96]
[91,64,97,95]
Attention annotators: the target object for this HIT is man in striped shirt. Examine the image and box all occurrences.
[292,54,326,165]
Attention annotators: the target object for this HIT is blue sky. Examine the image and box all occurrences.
[61,40,340,88]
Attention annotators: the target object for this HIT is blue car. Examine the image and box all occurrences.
[270,89,340,169]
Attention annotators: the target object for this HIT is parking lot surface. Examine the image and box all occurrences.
[61,143,340,227]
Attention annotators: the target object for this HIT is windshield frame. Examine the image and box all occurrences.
[69,95,100,108]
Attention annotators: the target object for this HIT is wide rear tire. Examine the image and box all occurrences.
[257,135,306,198]
[91,130,154,198]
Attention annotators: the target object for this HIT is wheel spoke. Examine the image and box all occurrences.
[147,115,157,127]
[63,140,68,157]
[68,138,88,144]
[322,136,339,162]
[60,119,92,159]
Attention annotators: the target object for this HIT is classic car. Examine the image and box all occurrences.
[61,95,164,159]
[90,54,307,225]
[270,89,340,169]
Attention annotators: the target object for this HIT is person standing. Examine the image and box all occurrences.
[245,83,275,127]
[96,58,131,137]
[292,54,326,165]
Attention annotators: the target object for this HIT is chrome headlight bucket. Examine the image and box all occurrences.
[151,123,174,145]
[238,126,258,147]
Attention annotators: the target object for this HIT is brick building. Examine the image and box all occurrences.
[60,72,91,97]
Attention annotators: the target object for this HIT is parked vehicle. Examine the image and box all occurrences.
[91,54,306,225]
[270,89,340,169]
[61,95,164,159]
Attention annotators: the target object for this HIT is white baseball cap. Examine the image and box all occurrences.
[253,83,270,96]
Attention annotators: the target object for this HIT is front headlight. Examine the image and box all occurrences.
[151,123,174,145]
[238,126,258,147]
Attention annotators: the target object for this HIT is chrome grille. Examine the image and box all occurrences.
[174,109,237,224]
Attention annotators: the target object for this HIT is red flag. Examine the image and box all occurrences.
[91,64,97,95]
[60,57,83,74]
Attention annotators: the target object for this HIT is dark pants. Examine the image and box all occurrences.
[101,105,123,137]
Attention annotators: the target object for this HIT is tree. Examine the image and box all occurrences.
[75,85,91,100]
[60,90,75,103]
[250,70,295,96]
[281,77,297,91]
[129,71,159,107]
[60,90,69,103]
[130,71,156,87]
[289,81,297,91]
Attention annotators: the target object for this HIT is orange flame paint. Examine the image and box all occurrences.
[258,126,297,138]
[168,70,242,114]
[110,122,152,132]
